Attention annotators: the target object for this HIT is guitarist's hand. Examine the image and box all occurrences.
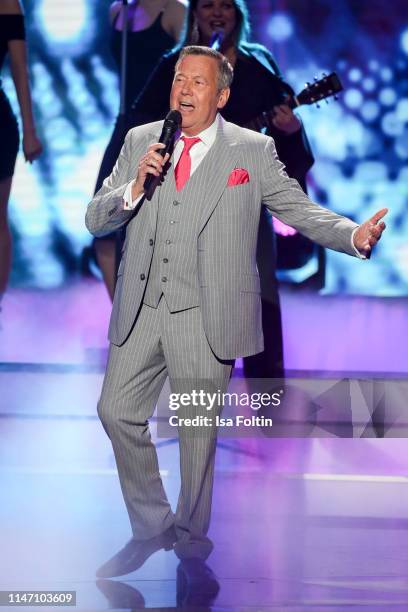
[272,105,301,135]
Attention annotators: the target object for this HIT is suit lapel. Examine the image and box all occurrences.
[145,118,240,234]
[145,127,163,233]
[197,118,240,233]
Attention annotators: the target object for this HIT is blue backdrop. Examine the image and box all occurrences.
[3,0,408,294]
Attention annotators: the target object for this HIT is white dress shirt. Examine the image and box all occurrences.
[123,114,220,210]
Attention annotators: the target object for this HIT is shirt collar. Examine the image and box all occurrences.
[178,114,219,148]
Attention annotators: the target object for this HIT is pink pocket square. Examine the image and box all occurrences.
[227,168,250,186]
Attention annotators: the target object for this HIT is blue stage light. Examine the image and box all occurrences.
[401,28,408,54]
[266,13,294,42]
[354,161,387,182]
[395,131,408,159]
[382,112,404,137]
[34,0,94,55]
[362,77,376,92]
[379,87,397,106]
[348,68,362,82]
[380,67,393,82]
[396,99,408,122]
[344,88,363,109]
[360,100,380,122]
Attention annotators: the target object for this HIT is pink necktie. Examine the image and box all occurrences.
[175,136,201,191]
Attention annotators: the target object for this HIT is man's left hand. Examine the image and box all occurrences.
[272,105,301,134]
[353,208,388,257]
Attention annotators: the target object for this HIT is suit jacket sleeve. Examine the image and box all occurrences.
[271,124,314,189]
[85,130,141,237]
[260,137,359,256]
[246,45,315,188]
[261,49,314,186]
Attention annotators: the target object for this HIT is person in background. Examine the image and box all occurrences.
[0,0,42,303]
[92,0,187,300]
[129,0,315,380]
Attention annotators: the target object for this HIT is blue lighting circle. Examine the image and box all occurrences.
[369,60,380,72]
[344,88,363,109]
[360,101,380,122]
[348,68,362,82]
[379,87,397,106]
[362,77,376,92]
[395,131,408,159]
[380,67,393,82]
[401,29,408,55]
[267,13,294,42]
[382,112,404,137]
[396,99,408,122]
[34,0,94,56]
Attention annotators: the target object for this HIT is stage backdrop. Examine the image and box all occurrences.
[3,0,407,294]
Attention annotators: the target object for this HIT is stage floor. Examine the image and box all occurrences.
[1,281,407,610]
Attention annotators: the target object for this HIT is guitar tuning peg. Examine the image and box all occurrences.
[334,95,339,101]
[306,82,311,88]
[316,103,321,108]
[322,72,327,77]
[314,76,318,81]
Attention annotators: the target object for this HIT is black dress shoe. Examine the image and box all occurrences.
[176,558,220,607]
[96,525,176,578]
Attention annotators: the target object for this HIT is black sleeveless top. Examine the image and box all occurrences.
[111,11,175,113]
[0,14,25,84]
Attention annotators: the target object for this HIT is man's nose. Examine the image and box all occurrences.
[181,80,193,94]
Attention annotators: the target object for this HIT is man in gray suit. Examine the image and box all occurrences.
[86,46,386,582]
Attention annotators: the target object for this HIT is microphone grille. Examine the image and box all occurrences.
[165,110,182,128]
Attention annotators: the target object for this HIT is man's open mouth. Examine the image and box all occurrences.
[179,102,195,111]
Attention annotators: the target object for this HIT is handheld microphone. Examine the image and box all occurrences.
[209,30,224,51]
[143,109,182,194]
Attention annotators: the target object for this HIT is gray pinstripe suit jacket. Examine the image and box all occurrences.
[86,117,359,359]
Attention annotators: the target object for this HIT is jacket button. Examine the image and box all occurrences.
[149,239,154,246]
[162,276,167,282]
[173,201,180,206]
[140,273,146,280]
[165,239,172,244]
[163,258,168,263]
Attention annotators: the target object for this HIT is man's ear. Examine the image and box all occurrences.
[217,88,230,110]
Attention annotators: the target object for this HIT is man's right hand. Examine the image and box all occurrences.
[132,143,170,200]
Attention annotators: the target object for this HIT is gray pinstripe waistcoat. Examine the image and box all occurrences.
[142,149,206,312]
[86,117,359,360]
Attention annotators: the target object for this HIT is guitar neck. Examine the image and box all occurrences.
[243,71,343,133]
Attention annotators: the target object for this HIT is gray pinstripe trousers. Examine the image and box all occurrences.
[98,297,233,560]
